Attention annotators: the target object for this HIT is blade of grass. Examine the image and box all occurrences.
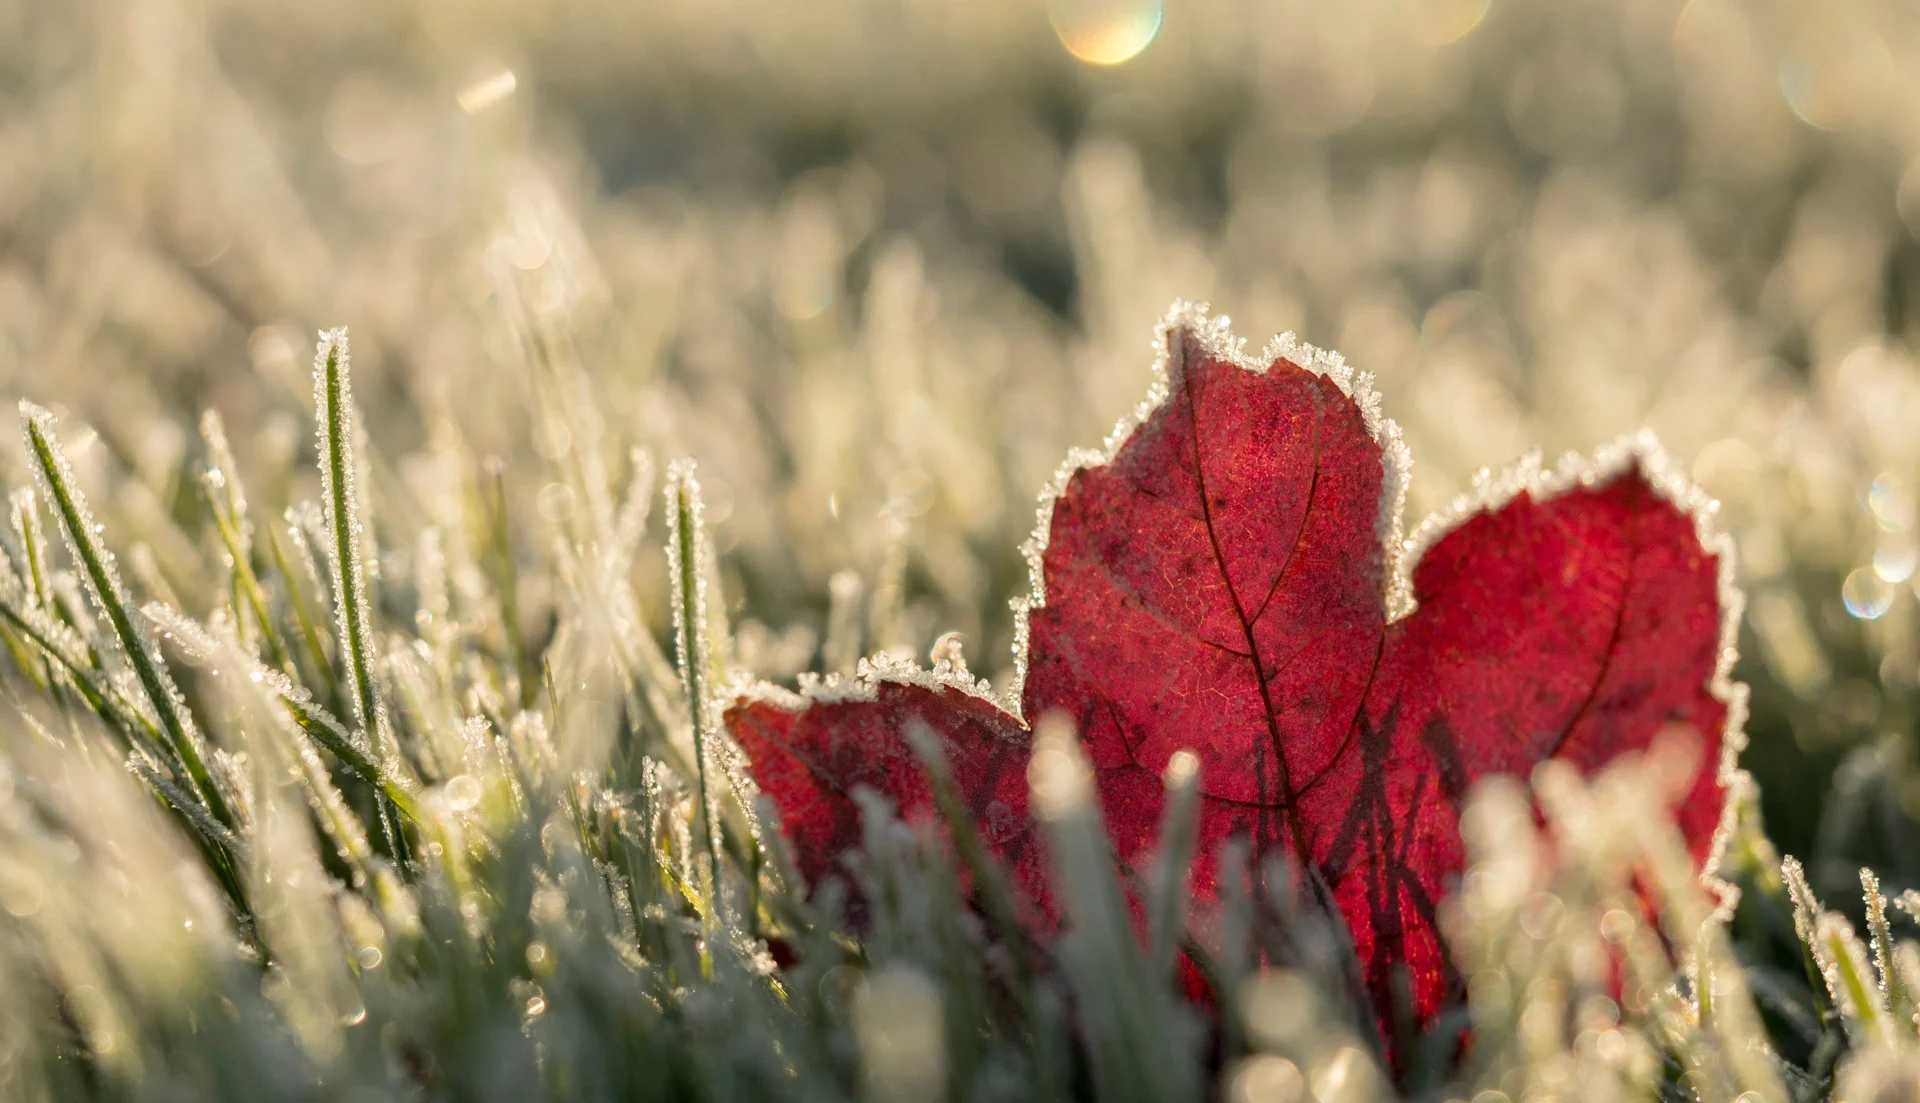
[666,460,720,903]
[1148,749,1200,975]
[204,477,295,673]
[20,402,237,834]
[0,582,156,754]
[901,718,1036,992]
[312,331,381,752]
[142,601,423,825]
[0,538,251,918]
[311,330,408,861]
[0,537,52,695]
[1029,713,1200,1103]
[1862,868,1914,1036]
[1819,912,1893,1047]
[487,458,538,710]
[264,512,339,707]
[199,411,297,678]
[9,488,60,621]
[1783,856,1836,1030]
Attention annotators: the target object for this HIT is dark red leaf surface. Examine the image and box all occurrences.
[725,304,1739,1031]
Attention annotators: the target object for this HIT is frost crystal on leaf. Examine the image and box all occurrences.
[724,302,1748,1042]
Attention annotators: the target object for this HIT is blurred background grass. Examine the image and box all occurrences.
[2,0,1918,900]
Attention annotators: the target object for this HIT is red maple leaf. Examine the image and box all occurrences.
[725,302,1746,1031]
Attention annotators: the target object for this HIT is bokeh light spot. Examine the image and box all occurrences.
[1049,0,1163,67]
[1421,0,1490,47]
[445,774,482,812]
[1869,472,1914,532]
[1875,544,1916,584]
[1843,567,1895,620]
[458,69,517,114]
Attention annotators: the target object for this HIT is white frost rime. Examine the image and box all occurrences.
[311,328,386,744]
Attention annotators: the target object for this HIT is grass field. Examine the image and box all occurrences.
[3,0,1920,1098]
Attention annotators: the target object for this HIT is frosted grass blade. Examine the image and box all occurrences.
[312,331,381,746]
[20,402,236,833]
[264,513,338,704]
[311,330,407,857]
[667,460,720,886]
[141,601,423,825]
[199,411,296,676]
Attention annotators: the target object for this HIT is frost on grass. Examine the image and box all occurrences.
[8,486,54,613]
[19,402,231,824]
[666,459,721,874]
[199,409,249,544]
[0,297,1904,1102]
[311,329,385,743]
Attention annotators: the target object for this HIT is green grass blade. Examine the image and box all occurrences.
[141,601,423,825]
[203,475,296,673]
[0,582,156,754]
[666,460,720,889]
[311,330,408,859]
[1862,868,1914,1035]
[902,718,1036,991]
[311,331,381,744]
[199,411,297,677]
[1819,912,1893,1047]
[20,402,237,834]
[486,458,537,709]
[9,488,58,619]
[263,512,340,704]
[1148,749,1200,975]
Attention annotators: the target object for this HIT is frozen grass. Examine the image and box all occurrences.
[5,0,1920,1097]
[0,325,1904,1101]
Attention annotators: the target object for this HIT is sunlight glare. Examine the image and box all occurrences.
[1049,0,1163,67]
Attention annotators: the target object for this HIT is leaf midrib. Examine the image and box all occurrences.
[1179,350,1320,874]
